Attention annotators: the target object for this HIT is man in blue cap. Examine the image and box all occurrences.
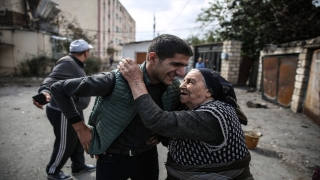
[33,39,96,180]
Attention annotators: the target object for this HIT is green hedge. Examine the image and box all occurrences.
[20,55,102,76]
[84,57,102,75]
[20,54,55,76]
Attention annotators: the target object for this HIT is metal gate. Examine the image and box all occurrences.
[193,43,222,73]
[303,50,320,125]
[262,55,298,106]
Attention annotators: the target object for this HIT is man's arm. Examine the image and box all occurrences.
[34,61,76,109]
[50,72,115,153]
[38,60,76,94]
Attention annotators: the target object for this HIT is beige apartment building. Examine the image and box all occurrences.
[0,0,135,75]
[52,0,136,64]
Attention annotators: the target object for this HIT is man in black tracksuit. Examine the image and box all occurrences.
[33,39,96,180]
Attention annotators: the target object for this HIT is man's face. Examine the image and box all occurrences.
[179,70,211,109]
[84,50,90,61]
[148,53,189,85]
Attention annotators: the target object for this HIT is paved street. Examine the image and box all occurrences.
[0,83,319,180]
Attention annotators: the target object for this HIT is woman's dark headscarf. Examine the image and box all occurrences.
[197,68,248,125]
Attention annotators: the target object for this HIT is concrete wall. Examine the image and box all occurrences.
[1,0,24,13]
[122,41,151,60]
[220,40,242,84]
[0,30,52,75]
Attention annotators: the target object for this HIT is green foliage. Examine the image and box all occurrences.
[19,54,102,76]
[55,12,96,53]
[84,57,102,75]
[107,47,116,54]
[20,54,55,76]
[185,33,222,45]
[185,34,206,45]
[197,0,320,58]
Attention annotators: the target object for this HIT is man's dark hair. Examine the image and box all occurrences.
[71,50,87,56]
[148,34,193,61]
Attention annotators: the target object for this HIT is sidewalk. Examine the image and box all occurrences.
[0,85,319,180]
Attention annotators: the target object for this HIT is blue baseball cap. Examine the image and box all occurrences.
[69,39,93,52]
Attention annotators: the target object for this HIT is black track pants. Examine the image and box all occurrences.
[45,106,86,174]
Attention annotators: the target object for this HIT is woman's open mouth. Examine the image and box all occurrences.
[180,91,188,95]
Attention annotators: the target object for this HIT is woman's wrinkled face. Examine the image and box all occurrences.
[179,70,212,109]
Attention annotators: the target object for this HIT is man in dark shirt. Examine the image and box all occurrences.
[50,34,193,180]
[33,39,96,180]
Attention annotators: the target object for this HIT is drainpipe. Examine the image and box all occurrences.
[11,30,17,75]
[98,0,101,58]
[25,0,34,30]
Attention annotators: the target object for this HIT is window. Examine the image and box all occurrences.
[119,17,121,23]
[116,26,119,32]
[116,14,118,20]
[103,2,105,10]
[108,14,110,19]
[108,0,110,5]
[115,38,118,45]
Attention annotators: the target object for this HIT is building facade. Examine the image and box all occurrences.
[0,0,135,75]
[52,0,136,64]
[122,41,151,64]
[257,36,320,126]
[0,0,60,75]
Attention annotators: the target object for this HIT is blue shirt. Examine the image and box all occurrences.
[195,62,205,68]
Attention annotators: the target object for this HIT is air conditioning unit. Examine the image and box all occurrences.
[36,0,60,20]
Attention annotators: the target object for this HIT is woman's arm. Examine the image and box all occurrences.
[133,94,223,143]
[118,59,148,99]
[118,59,223,142]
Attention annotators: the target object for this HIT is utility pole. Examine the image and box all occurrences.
[153,11,155,38]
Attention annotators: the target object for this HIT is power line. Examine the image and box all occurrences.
[167,0,191,28]
[59,24,211,35]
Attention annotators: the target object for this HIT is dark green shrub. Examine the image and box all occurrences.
[20,54,55,76]
[84,57,102,75]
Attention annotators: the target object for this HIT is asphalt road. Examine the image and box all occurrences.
[0,84,319,180]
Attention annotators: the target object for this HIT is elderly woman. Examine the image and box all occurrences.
[118,59,253,180]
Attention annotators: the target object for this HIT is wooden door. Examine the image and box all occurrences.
[262,56,298,106]
[303,50,320,126]
[136,52,147,64]
[277,57,298,106]
[263,57,279,100]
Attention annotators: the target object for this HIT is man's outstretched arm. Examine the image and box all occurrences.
[50,72,115,153]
